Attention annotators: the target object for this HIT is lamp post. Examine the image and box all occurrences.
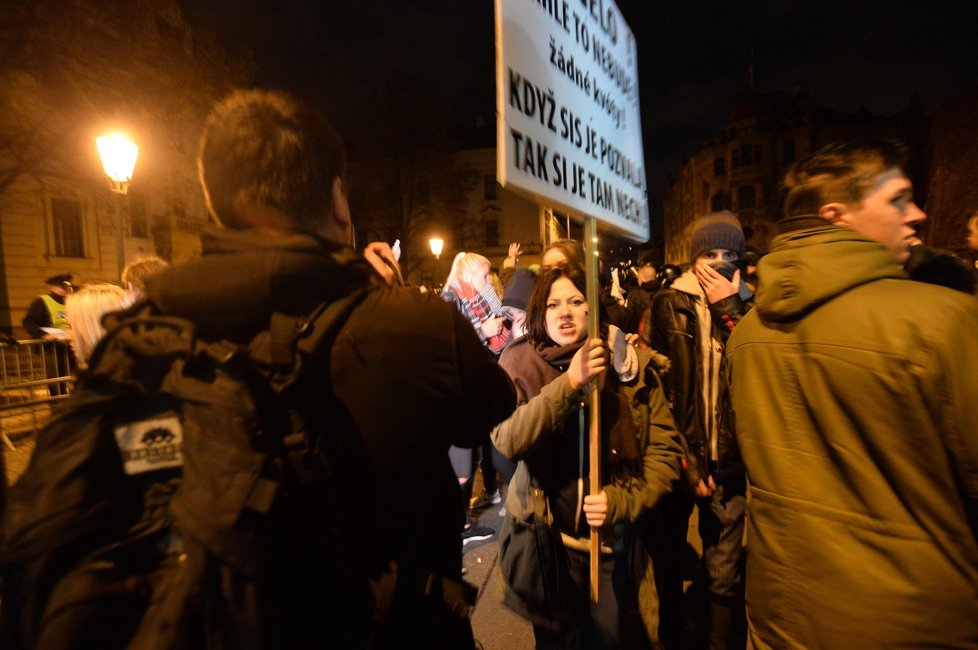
[96,133,138,281]
[428,237,445,292]
[429,237,444,260]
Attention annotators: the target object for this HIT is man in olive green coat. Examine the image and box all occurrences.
[726,139,978,648]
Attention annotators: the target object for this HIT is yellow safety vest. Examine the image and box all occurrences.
[39,294,70,330]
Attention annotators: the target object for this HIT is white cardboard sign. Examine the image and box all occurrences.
[496,0,648,241]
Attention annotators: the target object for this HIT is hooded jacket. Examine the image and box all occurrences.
[726,218,978,648]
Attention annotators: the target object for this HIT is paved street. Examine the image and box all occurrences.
[463,480,707,650]
[462,499,535,650]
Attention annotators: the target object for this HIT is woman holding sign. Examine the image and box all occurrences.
[491,264,682,649]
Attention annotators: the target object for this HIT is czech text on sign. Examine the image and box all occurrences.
[496,0,648,241]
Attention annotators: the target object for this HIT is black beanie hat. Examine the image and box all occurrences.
[689,211,745,262]
[44,273,73,286]
[502,269,537,312]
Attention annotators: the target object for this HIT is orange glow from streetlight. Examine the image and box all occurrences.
[96,133,138,191]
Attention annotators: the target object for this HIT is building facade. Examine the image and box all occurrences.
[421,148,545,288]
[662,92,928,264]
[0,0,246,335]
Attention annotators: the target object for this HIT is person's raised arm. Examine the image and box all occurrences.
[499,242,522,288]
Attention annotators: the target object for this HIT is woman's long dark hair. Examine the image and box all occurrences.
[526,265,587,346]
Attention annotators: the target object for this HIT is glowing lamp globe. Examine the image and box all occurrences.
[96,133,139,192]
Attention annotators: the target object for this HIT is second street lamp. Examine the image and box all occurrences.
[429,237,444,260]
[428,237,445,292]
[96,133,139,281]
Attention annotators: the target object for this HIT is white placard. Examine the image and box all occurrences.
[495,0,648,242]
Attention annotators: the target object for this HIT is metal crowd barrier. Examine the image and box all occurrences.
[0,339,75,449]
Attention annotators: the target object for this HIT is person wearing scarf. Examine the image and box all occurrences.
[492,265,683,649]
[441,252,510,354]
[441,251,511,542]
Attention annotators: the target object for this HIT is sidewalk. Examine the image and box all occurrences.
[462,496,534,650]
[462,483,708,650]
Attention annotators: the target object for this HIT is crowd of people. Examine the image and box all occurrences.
[20,256,170,370]
[3,88,978,650]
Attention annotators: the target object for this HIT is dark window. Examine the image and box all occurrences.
[701,182,710,200]
[740,144,753,167]
[738,185,756,209]
[753,145,763,164]
[485,219,499,247]
[711,192,729,212]
[484,175,497,200]
[714,156,726,176]
[51,199,84,258]
[783,141,796,164]
[731,149,740,168]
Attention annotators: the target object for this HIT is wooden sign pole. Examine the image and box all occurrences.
[584,216,601,603]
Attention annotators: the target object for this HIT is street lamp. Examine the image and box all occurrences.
[96,133,138,281]
[429,237,444,260]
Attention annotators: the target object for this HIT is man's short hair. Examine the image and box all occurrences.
[198,89,347,235]
[122,255,169,293]
[782,139,909,217]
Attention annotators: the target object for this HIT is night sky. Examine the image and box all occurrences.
[188,0,978,240]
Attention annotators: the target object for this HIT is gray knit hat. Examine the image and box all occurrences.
[689,211,745,262]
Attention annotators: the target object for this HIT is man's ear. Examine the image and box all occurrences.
[331,177,351,227]
[818,202,849,225]
[329,176,353,244]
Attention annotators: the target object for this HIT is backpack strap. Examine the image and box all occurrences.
[226,287,372,492]
[262,287,372,384]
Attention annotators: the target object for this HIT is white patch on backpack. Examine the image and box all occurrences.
[114,415,184,475]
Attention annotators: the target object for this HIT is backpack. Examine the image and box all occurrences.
[0,288,425,649]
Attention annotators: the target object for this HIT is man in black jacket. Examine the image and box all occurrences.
[647,211,749,650]
[624,258,657,336]
[145,89,516,647]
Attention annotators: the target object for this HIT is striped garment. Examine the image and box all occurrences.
[451,280,510,355]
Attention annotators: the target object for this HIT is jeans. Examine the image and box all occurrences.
[699,481,745,601]
[698,480,746,650]
[643,479,746,650]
